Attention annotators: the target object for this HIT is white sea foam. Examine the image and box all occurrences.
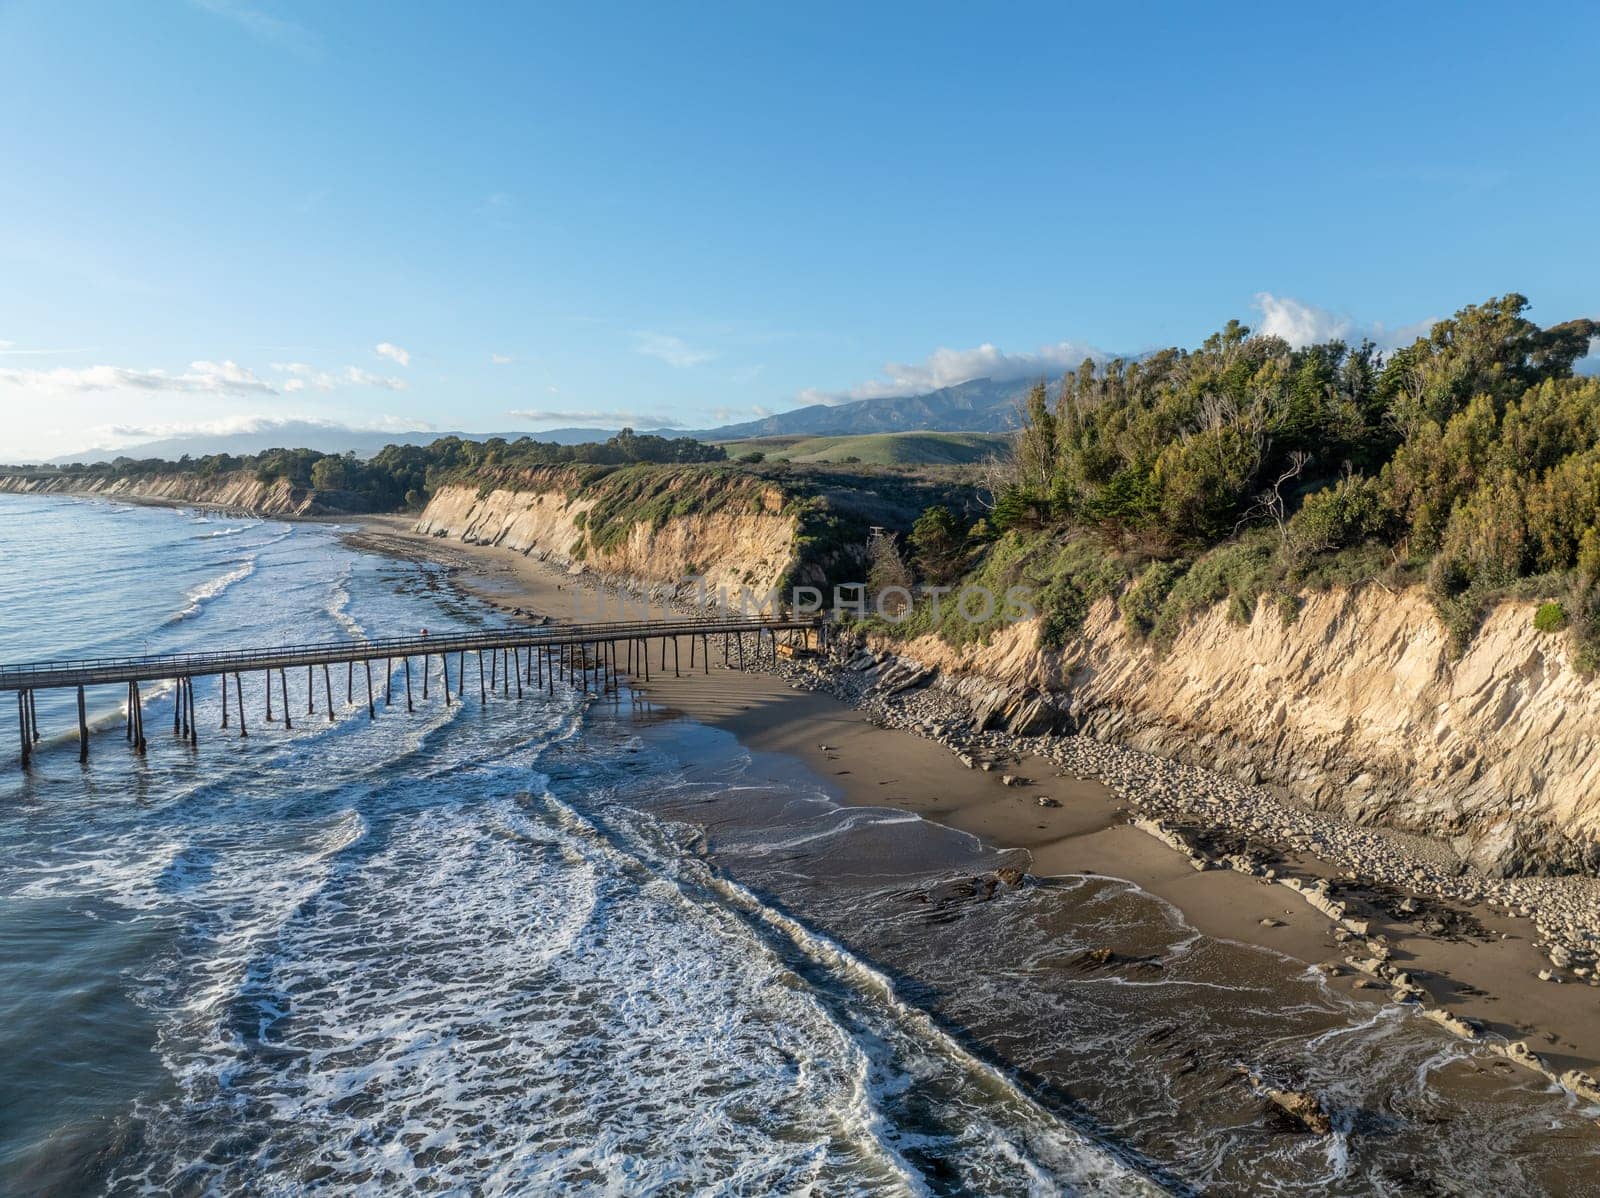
[173,556,256,620]
[106,794,916,1193]
[326,565,366,639]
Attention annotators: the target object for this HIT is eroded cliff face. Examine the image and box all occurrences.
[414,483,801,599]
[895,588,1600,876]
[0,472,329,516]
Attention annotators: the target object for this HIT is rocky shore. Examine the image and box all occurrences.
[772,638,1600,1106]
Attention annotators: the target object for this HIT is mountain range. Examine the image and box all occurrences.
[41,377,1042,464]
[681,377,1038,440]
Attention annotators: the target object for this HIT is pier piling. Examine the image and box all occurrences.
[5,615,817,766]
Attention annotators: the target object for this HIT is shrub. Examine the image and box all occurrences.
[1287,473,1384,557]
[1534,602,1568,632]
[1122,560,1186,639]
[1148,538,1276,651]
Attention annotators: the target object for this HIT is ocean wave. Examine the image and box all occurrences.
[193,524,257,540]
[100,795,892,1193]
[539,793,1158,1195]
[325,566,366,640]
[171,557,256,621]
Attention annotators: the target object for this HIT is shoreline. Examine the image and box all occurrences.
[345,515,1600,1101]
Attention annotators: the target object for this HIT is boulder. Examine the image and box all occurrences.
[1005,695,1055,736]
[1422,1008,1480,1040]
[1245,1073,1333,1135]
[1267,1088,1334,1135]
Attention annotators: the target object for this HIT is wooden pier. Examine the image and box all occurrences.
[1,615,825,768]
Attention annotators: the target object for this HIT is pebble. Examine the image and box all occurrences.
[774,641,1600,986]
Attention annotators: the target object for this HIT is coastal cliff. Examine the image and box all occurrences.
[413,477,802,598]
[0,471,343,516]
[413,476,1597,875]
[888,588,1600,876]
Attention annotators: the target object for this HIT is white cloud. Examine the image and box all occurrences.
[0,359,276,395]
[272,362,336,389]
[799,338,1103,406]
[1252,292,1437,350]
[707,404,773,422]
[89,414,432,443]
[375,341,411,367]
[490,353,513,365]
[344,366,407,390]
[634,332,714,368]
[1252,294,1354,347]
[507,408,684,429]
[269,362,405,390]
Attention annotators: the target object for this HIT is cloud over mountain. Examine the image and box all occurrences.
[798,338,1103,406]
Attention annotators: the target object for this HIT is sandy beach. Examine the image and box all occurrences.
[348,514,1600,1093]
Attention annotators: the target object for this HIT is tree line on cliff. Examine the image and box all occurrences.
[35,429,727,511]
[894,295,1600,662]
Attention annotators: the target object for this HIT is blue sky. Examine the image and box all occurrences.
[1,0,1596,458]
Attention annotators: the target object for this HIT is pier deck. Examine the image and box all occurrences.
[3,614,824,767]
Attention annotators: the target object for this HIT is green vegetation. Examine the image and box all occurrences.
[892,294,1600,660]
[1535,602,1569,632]
[21,429,727,512]
[713,431,1013,466]
[4,426,981,595]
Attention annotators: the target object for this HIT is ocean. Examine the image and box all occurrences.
[0,493,1595,1196]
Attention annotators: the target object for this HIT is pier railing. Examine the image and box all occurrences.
[5,614,825,767]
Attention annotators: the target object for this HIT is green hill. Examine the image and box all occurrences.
[717,431,1013,466]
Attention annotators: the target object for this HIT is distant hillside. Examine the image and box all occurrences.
[718,431,1013,465]
[689,377,1045,441]
[47,422,613,465]
[47,377,1054,463]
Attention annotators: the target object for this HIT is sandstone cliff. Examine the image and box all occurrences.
[894,587,1600,876]
[413,480,801,599]
[0,472,339,516]
[415,477,1598,873]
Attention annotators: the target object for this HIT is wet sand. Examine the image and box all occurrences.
[349,515,1600,1084]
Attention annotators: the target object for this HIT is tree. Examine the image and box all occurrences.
[310,455,350,491]
[866,527,913,615]
[909,505,965,583]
